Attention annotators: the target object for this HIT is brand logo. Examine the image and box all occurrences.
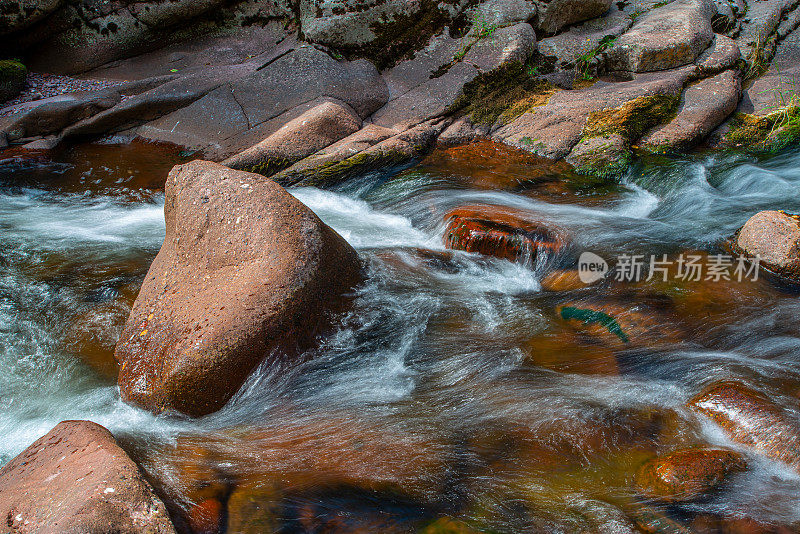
[578,251,609,283]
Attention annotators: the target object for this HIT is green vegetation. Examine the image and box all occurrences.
[0,59,26,103]
[575,36,617,81]
[725,71,800,152]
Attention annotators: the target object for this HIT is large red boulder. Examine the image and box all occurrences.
[115,160,362,416]
[0,420,176,534]
[636,448,746,502]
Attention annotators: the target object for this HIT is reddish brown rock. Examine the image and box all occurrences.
[540,269,594,292]
[636,448,746,502]
[115,160,362,416]
[734,210,800,282]
[222,97,362,176]
[0,420,176,534]
[443,205,569,265]
[689,382,800,471]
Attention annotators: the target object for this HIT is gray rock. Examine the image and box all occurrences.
[463,23,537,72]
[605,0,717,73]
[466,0,537,27]
[535,0,614,34]
[538,5,631,69]
[640,69,741,151]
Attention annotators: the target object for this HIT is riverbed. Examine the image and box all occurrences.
[1,140,799,532]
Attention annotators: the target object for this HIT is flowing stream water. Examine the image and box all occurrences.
[1,140,799,532]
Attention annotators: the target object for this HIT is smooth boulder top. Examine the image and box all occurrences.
[0,420,176,534]
[115,160,362,417]
[735,210,800,281]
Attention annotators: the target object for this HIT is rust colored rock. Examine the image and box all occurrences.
[636,448,746,502]
[541,269,594,292]
[0,420,176,534]
[443,205,568,265]
[115,160,362,416]
[689,382,800,471]
[734,210,800,282]
[188,497,225,534]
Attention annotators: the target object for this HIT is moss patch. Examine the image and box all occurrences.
[446,60,558,127]
[0,59,26,103]
[583,94,680,141]
[275,149,414,187]
[723,107,800,152]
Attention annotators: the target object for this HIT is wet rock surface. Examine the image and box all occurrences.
[635,448,747,502]
[689,382,800,471]
[115,160,362,416]
[443,205,569,265]
[0,420,176,534]
[734,210,800,282]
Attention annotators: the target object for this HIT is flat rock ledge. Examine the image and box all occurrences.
[0,420,176,534]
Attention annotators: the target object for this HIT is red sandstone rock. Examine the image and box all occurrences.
[0,420,176,534]
[115,160,362,416]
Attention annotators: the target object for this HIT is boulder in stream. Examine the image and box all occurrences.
[115,160,362,417]
[0,420,176,534]
[443,205,569,265]
[734,210,800,283]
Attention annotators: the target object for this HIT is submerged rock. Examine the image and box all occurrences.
[0,420,176,534]
[733,210,800,283]
[556,300,685,350]
[636,448,746,502]
[689,382,800,471]
[443,205,569,265]
[115,160,362,416]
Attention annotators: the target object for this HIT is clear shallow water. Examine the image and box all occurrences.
[0,142,799,532]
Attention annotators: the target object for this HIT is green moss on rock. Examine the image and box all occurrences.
[583,94,680,141]
[723,107,800,153]
[0,59,26,104]
[447,60,558,127]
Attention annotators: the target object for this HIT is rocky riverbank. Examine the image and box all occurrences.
[1,0,800,179]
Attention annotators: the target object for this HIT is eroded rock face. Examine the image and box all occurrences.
[734,210,800,282]
[443,205,569,265]
[636,448,746,502]
[0,420,176,534]
[605,0,717,73]
[115,160,362,416]
[535,0,614,34]
[689,382,800,471]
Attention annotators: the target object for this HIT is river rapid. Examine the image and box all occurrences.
[1,140,799,532]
